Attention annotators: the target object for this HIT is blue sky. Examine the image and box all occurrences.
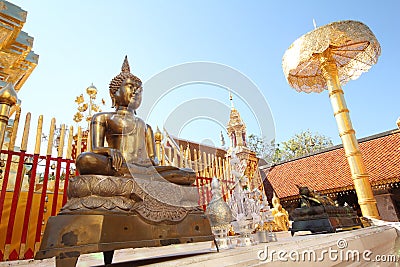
[10,0,400,150]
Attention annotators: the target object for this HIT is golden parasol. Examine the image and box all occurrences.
[282,20,381,219]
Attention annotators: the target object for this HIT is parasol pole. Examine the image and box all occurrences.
[319,48,380,219]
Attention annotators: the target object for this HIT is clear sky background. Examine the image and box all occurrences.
[9,0,400,151]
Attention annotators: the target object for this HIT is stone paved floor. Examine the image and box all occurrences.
[0,226,398,267]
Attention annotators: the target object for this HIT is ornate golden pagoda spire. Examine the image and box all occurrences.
[226,92,247,148]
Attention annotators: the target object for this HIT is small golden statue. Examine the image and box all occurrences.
[271,193,290,231]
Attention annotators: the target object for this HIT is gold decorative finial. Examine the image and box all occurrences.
[0,83,18,151]
[121,55,130,73]
[86,83,97,97]
[0,83,18,106]
[73,83,105,127]
[229,90,234,109]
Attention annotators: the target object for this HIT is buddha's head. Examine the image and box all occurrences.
[272,192,280,208]
[109,56,142,110]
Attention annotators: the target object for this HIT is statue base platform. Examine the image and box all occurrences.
[35,211,214,267]
[290,206,363,236]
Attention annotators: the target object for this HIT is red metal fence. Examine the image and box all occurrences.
[0,110,79,261]
[0,149,75,260]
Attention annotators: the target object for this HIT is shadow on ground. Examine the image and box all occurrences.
[92,251,213,267]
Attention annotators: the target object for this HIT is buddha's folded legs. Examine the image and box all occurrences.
[76,152,196,185]
[76,152,117,176]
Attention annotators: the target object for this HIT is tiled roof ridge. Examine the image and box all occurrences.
[268,129,400,167]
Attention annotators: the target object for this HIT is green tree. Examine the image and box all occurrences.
[247,134,278,164]
[278,130,333,161]
[247,130,333,164]
[247,134,269,158]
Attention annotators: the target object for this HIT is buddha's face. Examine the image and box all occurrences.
[114,78,142,110]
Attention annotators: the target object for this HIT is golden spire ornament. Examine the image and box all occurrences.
[73,83,106,129]
[282,20,381,219]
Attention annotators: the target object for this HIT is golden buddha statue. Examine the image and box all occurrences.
[76,56,195,185]
[38,57,213,267]
[62,55,201,217]
[271,193,290,231]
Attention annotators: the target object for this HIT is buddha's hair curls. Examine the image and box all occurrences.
[109,56,142,97]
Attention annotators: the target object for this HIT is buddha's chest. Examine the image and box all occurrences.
[107,114,138,134]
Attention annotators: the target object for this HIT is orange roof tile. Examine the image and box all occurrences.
[263,129,400,199]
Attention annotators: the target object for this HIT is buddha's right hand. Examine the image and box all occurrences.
[110,148,123,171]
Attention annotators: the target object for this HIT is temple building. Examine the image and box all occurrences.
[262,127,400,222]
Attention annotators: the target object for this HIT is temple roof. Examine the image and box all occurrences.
[262,129,400,200]
[0,0,38,91]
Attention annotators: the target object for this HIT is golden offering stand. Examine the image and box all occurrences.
[282,20,381,219]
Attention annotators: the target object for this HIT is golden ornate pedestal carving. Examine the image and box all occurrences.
[35,175,213,266]
[35,212,212,267]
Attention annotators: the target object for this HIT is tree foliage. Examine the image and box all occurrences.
[247,130,334,165]
[247,134,275,161]
[278,130,333,161]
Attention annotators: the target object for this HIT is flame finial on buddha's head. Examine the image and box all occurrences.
[121,55,130,73]
[109,56,142,96]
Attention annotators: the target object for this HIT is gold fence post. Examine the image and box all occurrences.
[193,148,199,177]
[203,152,208,177]
[8,106,21,151]
[76,126,82,157]
[167,146,172,166]
[186,145,191,169]
[179,145,184,168]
